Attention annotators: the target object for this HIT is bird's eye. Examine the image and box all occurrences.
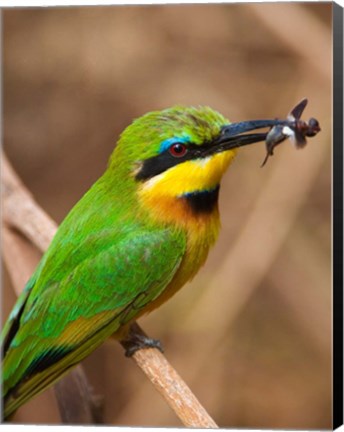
[169,143,188,158]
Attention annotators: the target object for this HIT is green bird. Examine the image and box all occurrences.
[1,104,319,419]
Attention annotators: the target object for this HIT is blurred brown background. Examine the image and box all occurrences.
[2,3,332,429]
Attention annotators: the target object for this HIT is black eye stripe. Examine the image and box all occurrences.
[135,149,194,181]
[135,141,217,182]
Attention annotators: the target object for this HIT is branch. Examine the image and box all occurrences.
[1,152,218,428]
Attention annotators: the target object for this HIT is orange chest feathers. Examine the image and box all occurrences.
[137,186,222,312]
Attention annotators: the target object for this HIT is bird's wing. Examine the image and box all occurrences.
[1,278,35,353]
[3,229,185,417]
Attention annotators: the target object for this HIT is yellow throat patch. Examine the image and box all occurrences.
[138,149,236,227]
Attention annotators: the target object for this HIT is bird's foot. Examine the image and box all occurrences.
[120,322,164,357]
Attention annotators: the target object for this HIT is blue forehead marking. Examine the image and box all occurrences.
[159,136,190,154]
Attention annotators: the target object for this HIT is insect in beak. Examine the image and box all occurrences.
[213,99,320,166]
[261,98,321,167]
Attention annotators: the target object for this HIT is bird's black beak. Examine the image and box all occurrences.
[215,118,286,151]
[211,99,321,166]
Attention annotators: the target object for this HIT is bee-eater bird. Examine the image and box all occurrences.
[1,104,319,419]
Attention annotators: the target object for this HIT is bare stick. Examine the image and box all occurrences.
[53,366,104,424]
[131,347,218,428]
[2,154,56,251]
[1,152,218,428]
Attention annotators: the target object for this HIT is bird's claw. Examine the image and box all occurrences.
[120,323,164,357]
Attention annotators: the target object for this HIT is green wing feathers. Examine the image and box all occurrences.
[1,277,35,355]
[2,229,185,418]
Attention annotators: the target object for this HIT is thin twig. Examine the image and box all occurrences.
[1,152,218,428]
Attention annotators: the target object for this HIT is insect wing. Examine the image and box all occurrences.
[289,98,308,120]
[293,128,307,148]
